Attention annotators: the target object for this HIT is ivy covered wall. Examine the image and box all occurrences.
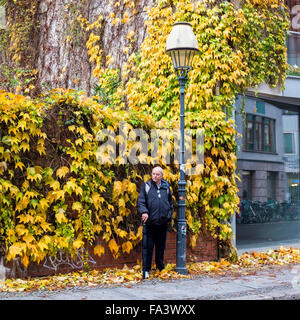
[0,0,290,269]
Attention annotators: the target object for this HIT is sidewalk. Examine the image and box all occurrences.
[0,241,300,300]
[0,263,299,300]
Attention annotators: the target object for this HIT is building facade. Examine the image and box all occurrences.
[235,97,287,203]
[236,0,300,204]
[234,0,300,249]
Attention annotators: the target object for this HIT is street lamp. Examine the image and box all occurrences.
[166,22,199,274]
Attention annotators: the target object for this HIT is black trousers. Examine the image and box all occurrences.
[144,223,167,272]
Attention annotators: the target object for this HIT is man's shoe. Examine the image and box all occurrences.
[143,271,149,279]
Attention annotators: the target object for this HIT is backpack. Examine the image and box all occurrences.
[145,180,169,196]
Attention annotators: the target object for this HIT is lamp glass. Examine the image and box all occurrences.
[170,49,196,70]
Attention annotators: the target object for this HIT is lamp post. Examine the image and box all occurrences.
[166,22,199,274]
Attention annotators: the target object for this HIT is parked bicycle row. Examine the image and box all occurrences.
[236,200,300,224]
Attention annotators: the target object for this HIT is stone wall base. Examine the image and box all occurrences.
[3,231,218,279]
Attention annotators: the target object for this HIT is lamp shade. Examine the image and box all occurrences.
[166,22,199,70]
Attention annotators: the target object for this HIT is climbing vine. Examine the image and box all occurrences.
[0,0,290,267]
[0,0,39,94]
[0,88,238,267]
[0,89,152,266]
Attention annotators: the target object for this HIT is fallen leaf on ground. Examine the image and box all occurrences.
[0,246,299,293]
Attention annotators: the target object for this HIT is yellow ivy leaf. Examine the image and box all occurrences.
[92,193,105,209]
[75,138,83,146]
[27,167,42,182]
[94,244,105,257]
[20,141,30,152]
[217,181,224,189]
[37,239,49,251]
[211,147,218,157]
[190,235,197,248]
[40,220,52,232]
[37,144,46,155]
[64,179,83,196]
[107,204,115,212]
[218,159,225,169]
[93,224,103,233]
[113,181,122,197]
[126,30,135,40]
[15,197,30,212]
[55,211,68,224]
[205,157,213,166]
[117,229,128,239]
[21,254,29,268]
[119,197,126,208]
[23,234,35,245]
[56,166,69,179]
[38,198,49,211]
[15,162,25,170]
[72,201,83,211]
[49,180,60,190]
[51,190,65,201]
[7,242,26,260]
[73,239,84,250]
[18,214,34,224]
[127,182,136,194]
[68,125,75,132]
[223,202,231,209]
[122,241,133,254]
[99,185,106,192]
[108,238,119,255]
[207,184,217,194]
[136,226,143,240]
[16,224,29,236]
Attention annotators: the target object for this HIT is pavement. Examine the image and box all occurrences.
[0,232,300,301]
[1,264,299,300]
[0,245,300,301]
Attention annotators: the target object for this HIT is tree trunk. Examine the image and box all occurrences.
[0,0,153,96]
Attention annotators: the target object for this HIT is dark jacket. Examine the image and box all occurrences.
[137,179,173,226]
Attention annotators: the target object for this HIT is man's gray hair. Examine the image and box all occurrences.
[152,166,163,176]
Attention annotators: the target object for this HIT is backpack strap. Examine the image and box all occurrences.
[145,179,169,196]
[145,180,151,195]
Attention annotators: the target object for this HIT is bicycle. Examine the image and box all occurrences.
[239,200,262,224]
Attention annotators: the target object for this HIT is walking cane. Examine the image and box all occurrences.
[142,223,148,279]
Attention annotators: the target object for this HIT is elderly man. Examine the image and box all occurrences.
[137,166,173,279]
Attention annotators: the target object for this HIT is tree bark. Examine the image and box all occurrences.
[0,0,153,96]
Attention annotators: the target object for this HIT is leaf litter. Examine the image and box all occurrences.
[0,246,299,293]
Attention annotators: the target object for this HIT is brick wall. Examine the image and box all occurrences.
[5,231,218,278]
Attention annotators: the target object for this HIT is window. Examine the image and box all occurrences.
[244,114,276,153]
[284,133,295,154]
[246,114,254,150]
[286,1,300,75]
[287,172,300,201]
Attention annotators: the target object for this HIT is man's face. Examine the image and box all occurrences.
[152,169,162,184]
